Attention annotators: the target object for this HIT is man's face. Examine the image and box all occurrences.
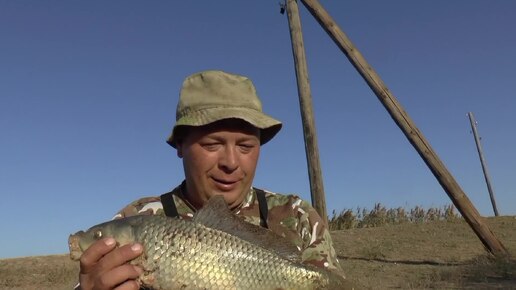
[176,119,261,210]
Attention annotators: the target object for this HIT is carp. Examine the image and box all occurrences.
[69,196,351,290]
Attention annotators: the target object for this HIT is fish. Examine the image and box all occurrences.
[68,195,352,290]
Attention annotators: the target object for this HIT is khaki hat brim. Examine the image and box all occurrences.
[167,106,282,148]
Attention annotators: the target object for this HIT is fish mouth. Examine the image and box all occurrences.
[68,233,83,261]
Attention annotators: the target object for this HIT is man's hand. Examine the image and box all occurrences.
[78,237,144,290]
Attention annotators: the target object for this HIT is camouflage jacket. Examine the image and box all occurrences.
[115,182,344,276]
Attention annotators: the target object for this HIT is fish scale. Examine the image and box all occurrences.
[134,216,320,289]
[69,196,351,290]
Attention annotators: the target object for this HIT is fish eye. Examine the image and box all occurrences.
[94,230,103,239]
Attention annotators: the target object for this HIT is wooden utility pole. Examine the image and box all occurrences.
[299,0,508,256]
[285,0,328,225]
[467,112,499,216]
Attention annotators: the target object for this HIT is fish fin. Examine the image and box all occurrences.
[193,195,301,262]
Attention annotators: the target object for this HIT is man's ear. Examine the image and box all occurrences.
[176,141,183,158]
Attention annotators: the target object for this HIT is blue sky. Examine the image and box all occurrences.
[1,1,515,259]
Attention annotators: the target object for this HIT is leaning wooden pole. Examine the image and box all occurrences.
[286,0,328,225]
[299,0,508,256]
[467,112,499,216]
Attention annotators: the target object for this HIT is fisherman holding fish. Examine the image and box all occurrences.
[72,70,349,290]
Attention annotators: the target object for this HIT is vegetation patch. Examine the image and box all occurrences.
[329,203,460,230]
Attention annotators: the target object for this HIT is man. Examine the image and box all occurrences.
[77,70,344,290]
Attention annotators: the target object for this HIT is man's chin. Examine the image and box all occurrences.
[209,190,243,208]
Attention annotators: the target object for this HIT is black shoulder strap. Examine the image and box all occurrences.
[255,188,269,229]
[161,187,268,226]
[160,191,179,218]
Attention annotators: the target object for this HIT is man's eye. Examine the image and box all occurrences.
[239,144,255,152]
[202,143,220,151]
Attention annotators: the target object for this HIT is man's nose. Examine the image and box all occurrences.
[219,145,238,172]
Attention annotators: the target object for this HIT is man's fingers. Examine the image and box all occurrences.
[114,279,141,290]
[98,265,143,290]
[98,243,143,273]
[80,238,117,274]
[78,240,144,290]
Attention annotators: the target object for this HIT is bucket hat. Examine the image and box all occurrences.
[167,70,282,148]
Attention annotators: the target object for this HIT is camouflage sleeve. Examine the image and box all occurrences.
[265,192,344,276]
[295,198,344,276]
[113,196,164,219]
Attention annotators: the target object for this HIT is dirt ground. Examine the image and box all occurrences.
[333,216,516,289]
[0,254,79,290]
[1,216,515,289]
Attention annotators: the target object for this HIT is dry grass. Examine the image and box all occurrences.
[1,208,515,289]
[0,254,79,290]
[329,203,460,230]
[333,215,516,289]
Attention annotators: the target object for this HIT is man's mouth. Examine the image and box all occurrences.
[212,177,238,190]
